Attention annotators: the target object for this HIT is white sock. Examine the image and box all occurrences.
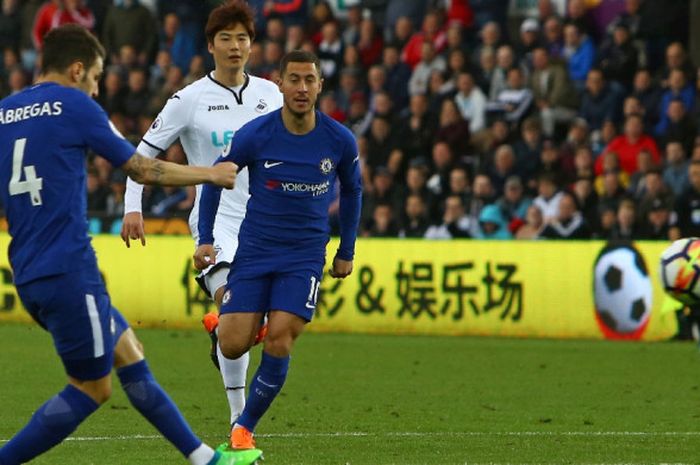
[188,443,215,465]
[217,342,250,425]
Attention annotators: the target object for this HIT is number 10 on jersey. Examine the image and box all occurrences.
[9,138,43,206]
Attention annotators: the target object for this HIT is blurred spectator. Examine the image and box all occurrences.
[357,17,383,69]
[486,67,533,127]
[0,0,21,52]
[631,68,662,128]
[512,117,543,187]
[318,21,343,88]
[516,18,540,70]
[595,113,660,175]
[148,64,183,115]
[340,4,360,46]
[529,46,579,138]
[97,65,126,115]
[662,140,690,197]
[579,68,621,132]
[401,161,438,221]
[159,12,197,73]
[539,190,592,239]
[426,141,454,199]
[148,49,171,91]
[285,23,305,52]
[319,92,346,123]
[390,15,413,50]
[399,193,430,238]
[541,16,564,61]
[597,169,628,213]
[571,174,598,229]
[496,175,532,227]
[408,39,445,96]
[183,54,205,86]
[401,9,445,70]
[486,144,517,197]
[533,171,563,223]
[639,196,672,240]
[149,186,191,217]
[434,98,470,157]
[656,99,697,154]
[102,0,157,66]
[565,0,595,39]
[596,21,639,90]
[655,72,695,133]
[656,41,695,87]
[671,160,700,239]
[637,168,674,219]
[424,194,471,239]
[397,93,435,163]
[471,20,502,71]
[33,0,95,50]
[262,0,308,27]
[365,115,398,175]
[607,197,639,240]
[562,21,595,90]
[464,173,496,235]
[361,166,403,229]
[382,42,410,110]
[475,203,511,239]
[86,168,110,215]
[365,202,399,237]
[454,70,487,134]
[122,67,151,131]
[515,204,544,239]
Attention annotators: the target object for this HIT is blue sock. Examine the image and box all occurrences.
[0,384,99,465]
[236,352,290,432]
[117,360,201,457]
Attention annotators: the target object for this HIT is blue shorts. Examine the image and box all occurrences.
[221,252,325,322]
[17,267,129,380]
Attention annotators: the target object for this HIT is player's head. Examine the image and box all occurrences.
[206,0,255,73]
[42,24,105,97]
[279,50,323,117]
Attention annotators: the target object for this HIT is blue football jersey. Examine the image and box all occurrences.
[0,82,135,285]
[199,109,362,260]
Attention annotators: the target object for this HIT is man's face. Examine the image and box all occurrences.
[77,56,103,98]
[279,61,323,117]
[208,23,251,74]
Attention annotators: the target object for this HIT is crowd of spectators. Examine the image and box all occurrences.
[0,0,698,241]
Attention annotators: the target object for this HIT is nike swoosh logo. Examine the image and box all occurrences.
[256,376,279,389]
[264,161,284,168]
[353,155,360,163]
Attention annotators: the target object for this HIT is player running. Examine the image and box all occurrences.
[120,0,282,430]
[0,25,260,465]
[194,50,362,453]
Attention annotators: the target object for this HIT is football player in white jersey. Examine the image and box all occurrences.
[120,0,283,432]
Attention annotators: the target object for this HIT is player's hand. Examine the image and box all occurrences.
[120,212,146,248]
[329,256,353,279]
[193,244,215,270]
[210,162,237,189]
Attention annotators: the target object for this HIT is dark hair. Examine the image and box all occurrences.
[280,50,321,76]
[205,0,255,44]
[41,25,105,74]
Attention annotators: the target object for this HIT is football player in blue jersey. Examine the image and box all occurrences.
[0,25,261,465]
[194,50,362,453]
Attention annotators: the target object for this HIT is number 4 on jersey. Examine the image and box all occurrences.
[9,138,43,206]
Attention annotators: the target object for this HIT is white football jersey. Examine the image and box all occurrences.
[125,72,283,239]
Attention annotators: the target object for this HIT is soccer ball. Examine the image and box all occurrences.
[593,244,652,337]
[659,237,700,306]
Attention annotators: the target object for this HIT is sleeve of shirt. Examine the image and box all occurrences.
[78,95,135,167]
[198,129,253,244]
[124,93,191,213]
[336,129,363,261]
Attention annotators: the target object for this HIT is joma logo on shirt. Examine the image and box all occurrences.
[208,104,230,111]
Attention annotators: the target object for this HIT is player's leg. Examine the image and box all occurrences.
[0,271,112,465]
[207,265,250,426]
[111,310,260,465]
[231,267,319,448]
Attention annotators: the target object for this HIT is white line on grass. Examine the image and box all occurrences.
[2,431,700,443]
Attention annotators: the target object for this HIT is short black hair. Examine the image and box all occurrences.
[42,25,105,74]
[280,50,321,76]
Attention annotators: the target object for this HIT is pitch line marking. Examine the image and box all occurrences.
[2,431,700,443]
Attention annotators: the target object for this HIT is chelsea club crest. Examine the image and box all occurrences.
[319,157,334,175]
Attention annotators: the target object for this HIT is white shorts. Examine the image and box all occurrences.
[193,218,240,299]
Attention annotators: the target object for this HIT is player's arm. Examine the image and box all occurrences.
[122,153,236,188]
[194,134,251,270]
[331,135,363,279]
[123,94,191,247]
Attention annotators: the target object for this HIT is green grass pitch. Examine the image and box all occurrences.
[1,322,699,464]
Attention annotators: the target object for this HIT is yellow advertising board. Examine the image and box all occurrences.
[0,234,678,340]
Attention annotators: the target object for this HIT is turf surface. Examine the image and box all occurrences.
[0,322,699,464]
